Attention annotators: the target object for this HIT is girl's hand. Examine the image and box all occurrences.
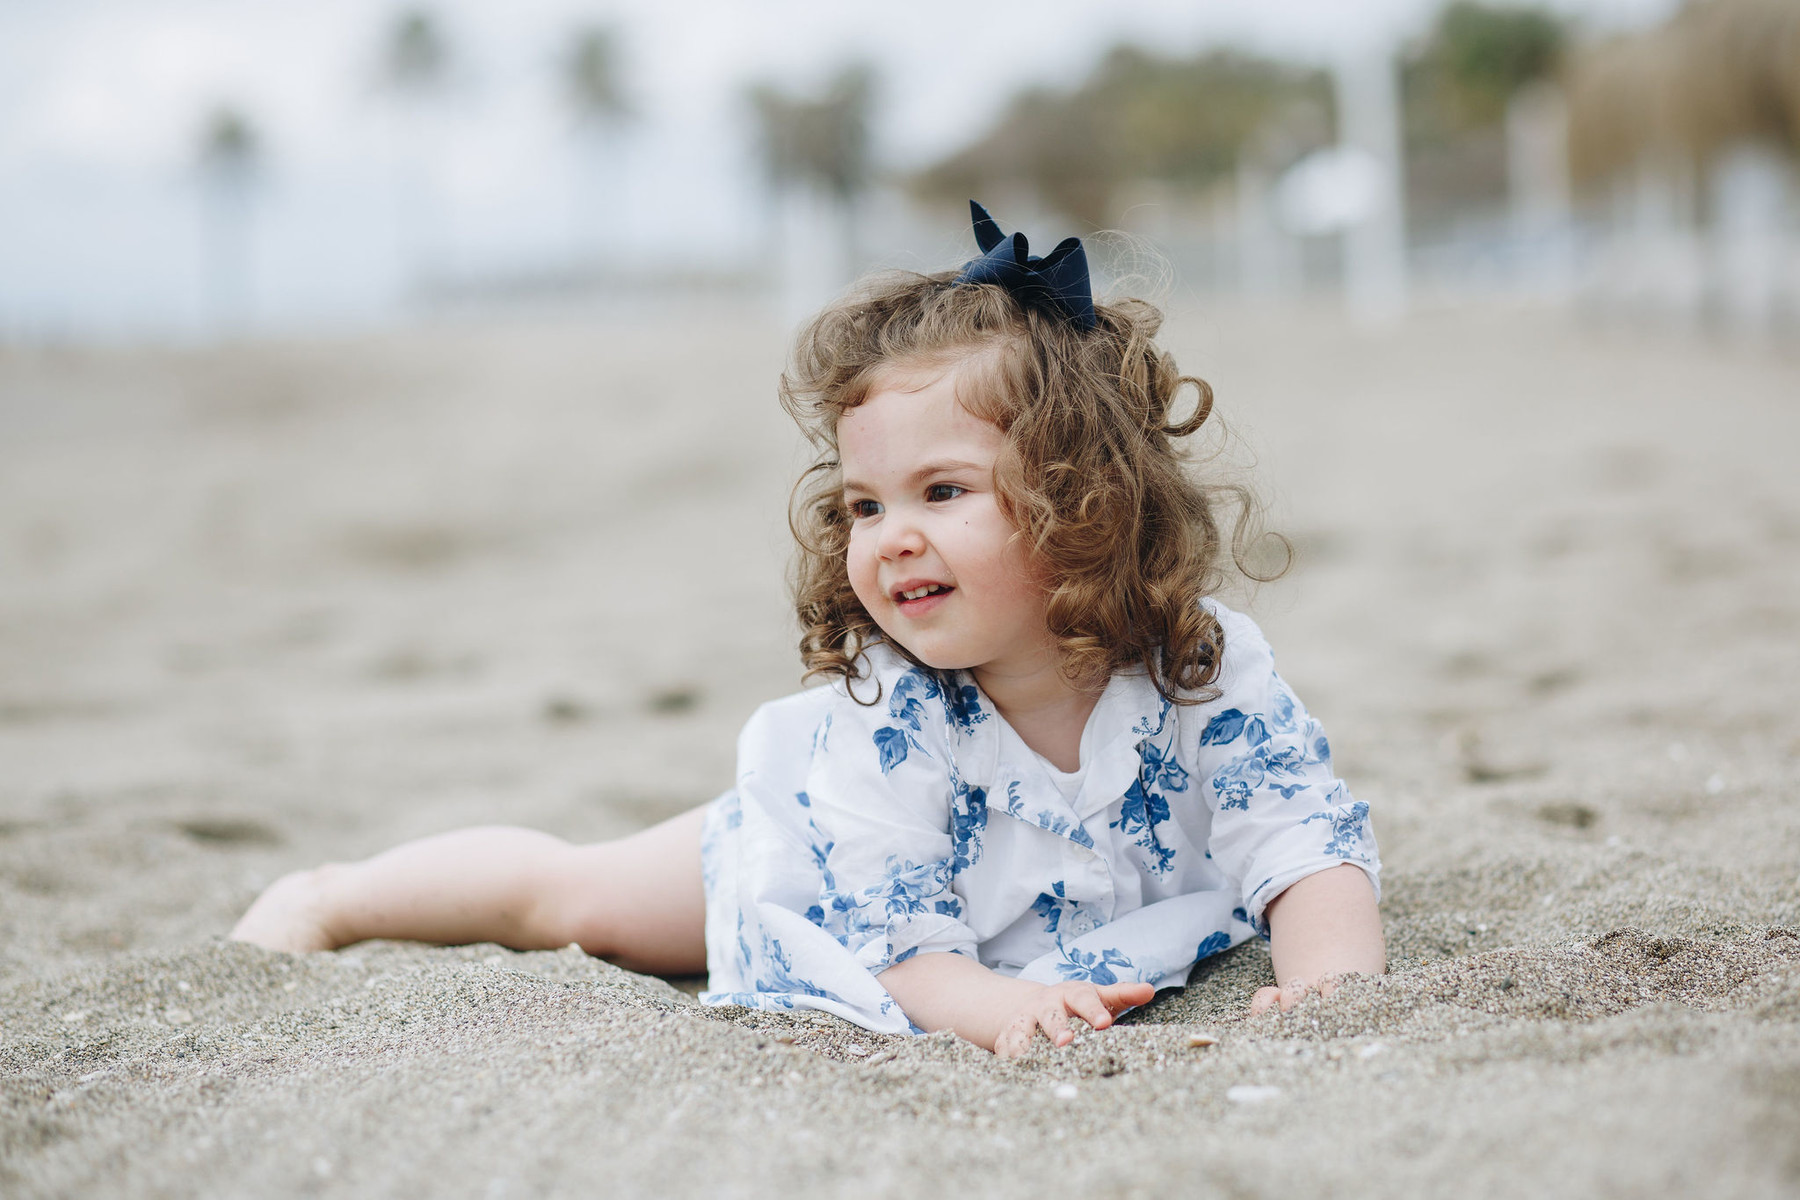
[993,980,1155,1058]
[1254,864,1386,1016]
[1249,974,1342,1015]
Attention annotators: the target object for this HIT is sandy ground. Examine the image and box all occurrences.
[2,297,1798,1198]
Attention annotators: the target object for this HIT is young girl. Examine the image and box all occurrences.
[232,203,1384,1058]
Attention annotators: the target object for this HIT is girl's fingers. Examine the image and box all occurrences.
[996,1012,1038,1059]
[1065,987,1114,1031]
[1101,982,1156,1012]
[1002,982,1161,1055]
[1252,979,1330,1015]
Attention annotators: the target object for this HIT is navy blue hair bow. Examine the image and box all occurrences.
[953,200,1096,331]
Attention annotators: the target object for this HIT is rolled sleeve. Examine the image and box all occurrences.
[1232,783,1380,936]
[1196,610,1381,937]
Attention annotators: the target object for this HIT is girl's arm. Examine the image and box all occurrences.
[1252,862,1384,1013]
[878,952,1153,1056]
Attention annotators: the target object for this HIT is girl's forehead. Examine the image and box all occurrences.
[861,357,953,400]
[868,342,1005,398]
[839,371,1005,470]
[851,352,1006,430]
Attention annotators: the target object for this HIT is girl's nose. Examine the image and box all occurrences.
[876,509,926,559]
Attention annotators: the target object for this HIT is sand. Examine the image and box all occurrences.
[2,299,1797,1198]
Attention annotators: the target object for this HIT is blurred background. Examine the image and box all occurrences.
[1,0,1799,1037]
[4,16,1800,1192]
[3,0,1796,342]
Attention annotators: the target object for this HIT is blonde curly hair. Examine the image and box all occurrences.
[781,269,1282,704]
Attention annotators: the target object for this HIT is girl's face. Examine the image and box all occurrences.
[838,362,1060,693]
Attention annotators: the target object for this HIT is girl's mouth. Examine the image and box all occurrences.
[893,583,953,608]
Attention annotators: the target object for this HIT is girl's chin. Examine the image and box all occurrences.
[873,632,972,673]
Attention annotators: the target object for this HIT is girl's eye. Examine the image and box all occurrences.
[847,498,882,519]
[926,484,966,503]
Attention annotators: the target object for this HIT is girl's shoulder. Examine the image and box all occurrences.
[1197,597,1278,697]
[1105,598,1289,749]
[1164,598,1317,760]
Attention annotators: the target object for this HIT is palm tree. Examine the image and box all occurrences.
[1565,0,1800,190]
[746,63,876,290]
[1406,2,1565,132]
[379,8,452,293]
[1563,0,1800,330]
[384,9,449,97]
[562,24,632,267]
[911,47,1329,230]
[197,105,261,337]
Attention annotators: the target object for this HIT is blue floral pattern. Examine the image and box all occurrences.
[1303,800,1372,858]
[1032,881,1071,935]
[1195,929,1232,961]
[736,915,831,1002]
[1000,780,1096,848]
[944,679,989,734]
[1207,672,1334,811]
[949,776,988,873]
[708,911,907,1023]
[1110,735,1188,876]
[700,603,1380,1036]
[872,670,941,773]
[1054,946,1137,985]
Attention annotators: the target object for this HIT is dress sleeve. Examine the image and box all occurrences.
[1195,609,1381,936]
[802,668,983,973]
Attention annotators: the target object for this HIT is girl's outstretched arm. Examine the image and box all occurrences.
[229,807,709,976]
[1251,862,1385,1014]
[878,951,1153,1057]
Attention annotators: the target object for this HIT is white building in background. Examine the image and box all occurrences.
[1506,82,1576,298]
[1580,148,1800,337]
[1710,144,1795,338]
[1330,40,1408,326]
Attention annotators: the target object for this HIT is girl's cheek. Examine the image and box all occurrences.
[845,527,871,564]
[844,537,879,595]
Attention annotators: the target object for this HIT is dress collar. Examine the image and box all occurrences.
[948,666,1169,823]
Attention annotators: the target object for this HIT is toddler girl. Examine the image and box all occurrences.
[233,203,1384,1057]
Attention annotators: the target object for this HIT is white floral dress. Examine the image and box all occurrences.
[699,602,1380,1035]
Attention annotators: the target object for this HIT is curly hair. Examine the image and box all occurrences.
[781,269,1284,704]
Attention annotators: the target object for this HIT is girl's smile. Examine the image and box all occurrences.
[837,362,1060,693]
[891,579,954,614]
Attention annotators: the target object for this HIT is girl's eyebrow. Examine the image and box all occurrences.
[911,458,986,479]
[841,459,986,496]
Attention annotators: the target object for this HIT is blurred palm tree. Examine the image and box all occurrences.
[748,65,875,202]
[197,105,261,337]
[379,8,452,291]
[1563,0,1799,331]
[562,24,633,265]
[1407,2,1564,131]
[384,9,450,97]
[1400,3,1567,234]
[1566,0,1800,190]
[566,25,630,126]
[747,64,876,275]
[912,47,1329,229]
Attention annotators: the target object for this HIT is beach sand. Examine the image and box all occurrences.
[2,301,1797,1197]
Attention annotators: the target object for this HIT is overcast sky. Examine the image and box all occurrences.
[0,0,1679,340]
